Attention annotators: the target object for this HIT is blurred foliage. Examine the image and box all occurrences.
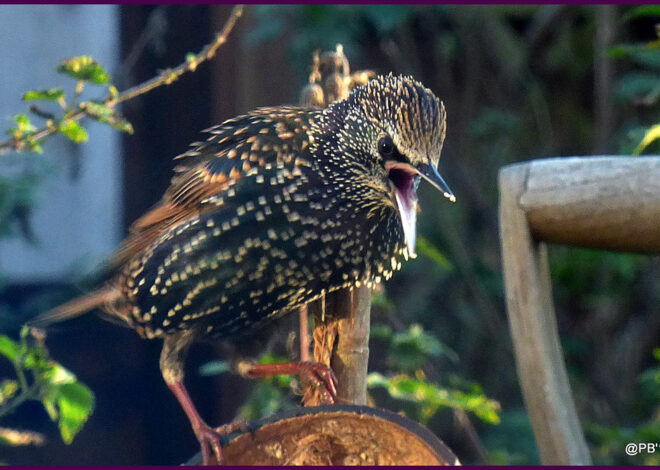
[0,55,125,456]
[367,323,499,426]
[609,6,660,155]
[4,55,132,155]
[248,4,660,464]
[587,349,660,465]
[0,327,94,448]
[199,353,298,422]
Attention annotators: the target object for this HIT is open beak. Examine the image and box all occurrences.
[416,161,456,203]
[386,160,455,255]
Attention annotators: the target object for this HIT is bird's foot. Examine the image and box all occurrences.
[192,421,223,465]
[214,418,249,436]
[296,361,338,404]
[238,360,338,404]
[193,419,248,465]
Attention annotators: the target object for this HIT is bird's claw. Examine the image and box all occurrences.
[193,419,249,465]
[193,423,224,465]
[298,361,338,404]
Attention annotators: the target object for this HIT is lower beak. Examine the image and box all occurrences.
[385,160,455,256]
[417,161,456,202]
[393,184,418,256]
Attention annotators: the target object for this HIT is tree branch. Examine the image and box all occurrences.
[0,4,244,157]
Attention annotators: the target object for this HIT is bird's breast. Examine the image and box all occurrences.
[119,165,407,339]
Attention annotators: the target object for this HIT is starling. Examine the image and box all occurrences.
[29,74,455,464]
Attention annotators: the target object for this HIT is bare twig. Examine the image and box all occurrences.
[298,305,310,362]
[0,4,244,157]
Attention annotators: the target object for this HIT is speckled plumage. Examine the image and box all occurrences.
[31,74,453,465]
[101,74,449,341]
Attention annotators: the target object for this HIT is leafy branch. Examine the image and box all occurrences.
[0,4,243,157]
[368,323,501,426]
[0,328,93,446]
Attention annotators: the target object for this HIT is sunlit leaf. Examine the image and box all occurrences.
[367,372,501,425]
[56,56,109,85]
[0,336,19,361]
[633,124,660,155]
[56,382,94,444]
[0,380,19,405]
[622,5,660,22]
[22,88,65,102]
[57,120,88,143]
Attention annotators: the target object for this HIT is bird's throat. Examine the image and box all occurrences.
[388,167,418,255]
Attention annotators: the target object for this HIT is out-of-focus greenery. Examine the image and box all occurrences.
[246,4,660,464]
[5,56,132,155]
[366,323,500,426]
[0,56,128,456]
[0,328,94,448]
[587,348,660,465]
[608,6,660,155]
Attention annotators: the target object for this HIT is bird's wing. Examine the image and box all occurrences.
[111,106,318,268]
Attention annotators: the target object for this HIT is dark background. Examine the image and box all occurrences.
[1,4,659,465]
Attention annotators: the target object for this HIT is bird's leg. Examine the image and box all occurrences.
[236,360,338,404]
[298,304,310,362]
[165,380,223,465]
[161,331,230,465]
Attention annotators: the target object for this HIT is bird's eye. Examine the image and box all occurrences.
[378,136,395,158]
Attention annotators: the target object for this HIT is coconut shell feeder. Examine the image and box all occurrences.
[185,404,460,465]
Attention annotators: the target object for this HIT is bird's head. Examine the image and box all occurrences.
[322,74,454,254]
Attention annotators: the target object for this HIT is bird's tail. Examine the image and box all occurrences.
[27,287,121,330]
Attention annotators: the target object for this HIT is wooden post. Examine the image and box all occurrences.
[299,47,374,406]
[499,156,660,464]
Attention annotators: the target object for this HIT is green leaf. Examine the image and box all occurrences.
[622,5,660,23]
[80,101,134,134]
[7,114,37,141]
[370,323,393,341]
[633,124,660,155]
[40,362,76,386]
[653,347,660,362]
[57,120,88,143]
[608,44,660,68]
[22,88,65,102]
[416,236,452,269]
[389,324,458,372]
[56,382,94,444]
[0,336,19,361]
[56,56,110,85]
[0,380,19,404]
[111,119,134,134]
[367,373,501,425]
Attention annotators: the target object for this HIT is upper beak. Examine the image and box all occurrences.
[417,161,456,202]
